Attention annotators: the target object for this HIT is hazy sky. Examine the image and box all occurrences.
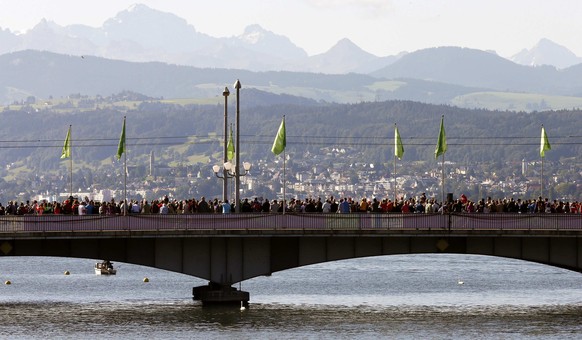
[1,0,581,58]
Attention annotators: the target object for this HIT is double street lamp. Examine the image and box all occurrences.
[212,79,252,213]
[212,161,252,189]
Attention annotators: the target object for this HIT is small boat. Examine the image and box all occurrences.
[95,260,117,275]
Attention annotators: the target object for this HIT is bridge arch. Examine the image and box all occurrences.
[2,233,580,284]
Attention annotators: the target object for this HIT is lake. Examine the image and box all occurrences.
[1,254,581,339]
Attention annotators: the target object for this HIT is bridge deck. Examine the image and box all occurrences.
[1,213,580,239]
[1,213,581,280]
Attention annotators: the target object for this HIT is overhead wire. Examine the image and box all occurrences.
[0,134,580,149]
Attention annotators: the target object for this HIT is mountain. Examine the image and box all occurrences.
[295,38,400,74]
[22,19,98,56]
[0,4,398,74]
[371,46,582,96]
[0,50,387,104]
[2,4,582,77]
[237,24,307,61]
[4,6,582,111]
[372,47,533,90]
[511,38,582,69]
[100,4,213,52]
[0,27,20,48]
[5,4,582,77]
[4,49,582,111]
[0,4,307,70]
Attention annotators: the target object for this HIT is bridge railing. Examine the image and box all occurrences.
[450,213,582,230]
[0,213,580,233]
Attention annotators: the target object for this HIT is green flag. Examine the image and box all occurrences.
[394,124,404,160]
[271,117,286,155]
[227,126,235,161]
[60,125,71,159]
[116,117,126,159]
[540,125,551,158]
[435,115,447,159]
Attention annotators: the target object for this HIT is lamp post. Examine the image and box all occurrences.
[211,87,230,203]
[212,80,252,212]
[234,79,242,213]
[221,87,229,202]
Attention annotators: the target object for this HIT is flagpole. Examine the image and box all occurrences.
[393,151,396,203]
[69,125,73,198]
[116,116,127,216]
[539,125,551,199]
[124,138,127,216]
[434,115,447,211]
[394,123,404,205]
[540,156,543,198]
[441,152,445,208]
[393,123,397,203]
[283,147,286,215]
[271,115,287,213]
[541,124,544,198]
[282,115,286,215]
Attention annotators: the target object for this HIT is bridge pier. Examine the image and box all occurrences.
[192,282,250,308]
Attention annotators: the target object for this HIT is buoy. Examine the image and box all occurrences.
[64,271,70,275]
[5,280,11,285]
[143,277,149,283]
[240,301,246,312]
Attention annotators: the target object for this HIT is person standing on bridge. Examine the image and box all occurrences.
[338,198,350,214]
[78,202,87,215]
[160,203,169,215]
[322,199,332,213]
[261,199,270,213]
[131,200,140,214]
[359,198,369,213]
[270,200,280,213]
[72,199,80,215]
[141,200,151,214]
[222,200,231,214]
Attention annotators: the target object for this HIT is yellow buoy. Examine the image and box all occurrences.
[64,271,70,275]
[5,280,11,285]
[143,277,149,283]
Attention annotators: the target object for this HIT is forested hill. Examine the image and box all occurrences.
[0,95,580,175]
[251,100,581,163]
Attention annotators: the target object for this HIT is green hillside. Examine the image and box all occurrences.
[452,92,582,111]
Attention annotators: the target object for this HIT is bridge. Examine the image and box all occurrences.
[1,213,581,306]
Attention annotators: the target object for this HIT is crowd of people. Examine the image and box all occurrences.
[0,192,580,215]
